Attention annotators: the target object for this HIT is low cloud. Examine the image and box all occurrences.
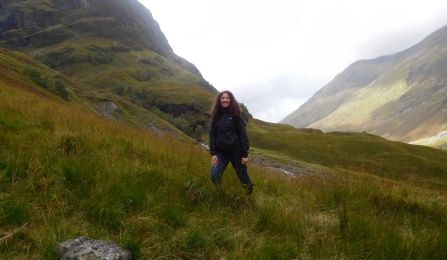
[233,73,330,123]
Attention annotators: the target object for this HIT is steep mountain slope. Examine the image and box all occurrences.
[281,25,447,149]
[0,0,218,139]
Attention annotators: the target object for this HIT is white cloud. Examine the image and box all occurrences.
[140,0,447,123]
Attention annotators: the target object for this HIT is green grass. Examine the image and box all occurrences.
[1,76,447,259]
[249,119,447,189]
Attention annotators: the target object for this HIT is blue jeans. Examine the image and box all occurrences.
[211,149,252,185]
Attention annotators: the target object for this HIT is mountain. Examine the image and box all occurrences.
[0,0,219,140]
[281,25,447,149]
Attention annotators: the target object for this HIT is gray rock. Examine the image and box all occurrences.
[58,236,132,260]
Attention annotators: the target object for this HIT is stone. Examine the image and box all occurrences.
[57,236,132,260]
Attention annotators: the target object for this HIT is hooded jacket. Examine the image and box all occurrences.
[209,109,249,157]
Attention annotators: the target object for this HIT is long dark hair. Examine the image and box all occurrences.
[211,90,242,122]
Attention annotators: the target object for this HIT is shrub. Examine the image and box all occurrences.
[48,79,70,100]
[23,67,48,88]
[194,125,205,141]
[134,70,155,82]
[39,47,78,68]
[23,67,70,100]
[139,57,155,65]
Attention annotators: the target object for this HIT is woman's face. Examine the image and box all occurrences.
[220,93,231,108]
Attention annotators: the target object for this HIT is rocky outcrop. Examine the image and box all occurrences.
[53,0,93,9]
[57,236,132,260]
[0,0,172,52]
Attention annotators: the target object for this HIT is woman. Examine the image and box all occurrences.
[209,90,253,194]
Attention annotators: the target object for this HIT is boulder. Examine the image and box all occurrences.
[57,236,132,260]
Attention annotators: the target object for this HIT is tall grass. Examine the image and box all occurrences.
[1,82,446,259]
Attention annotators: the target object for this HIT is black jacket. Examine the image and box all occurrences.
[209,109,249,157]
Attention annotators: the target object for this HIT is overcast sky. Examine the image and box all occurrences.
[139,0,447,123]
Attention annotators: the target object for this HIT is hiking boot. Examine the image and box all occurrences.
[243,183,254,195]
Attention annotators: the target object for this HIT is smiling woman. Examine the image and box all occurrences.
[209,90,253,194]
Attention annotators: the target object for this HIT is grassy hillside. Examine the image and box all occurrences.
[0,0,218,140]
[0,47,195,140]
[1,54,447,259]
[248,120,447,190]
[26,40,217,139]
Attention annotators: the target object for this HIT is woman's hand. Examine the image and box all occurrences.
[241,157,248,165]
[211,155,218,167]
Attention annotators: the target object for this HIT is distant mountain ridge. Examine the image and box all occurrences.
[281,25,447,149]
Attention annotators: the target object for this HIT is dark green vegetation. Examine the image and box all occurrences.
[1,47,447,259]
